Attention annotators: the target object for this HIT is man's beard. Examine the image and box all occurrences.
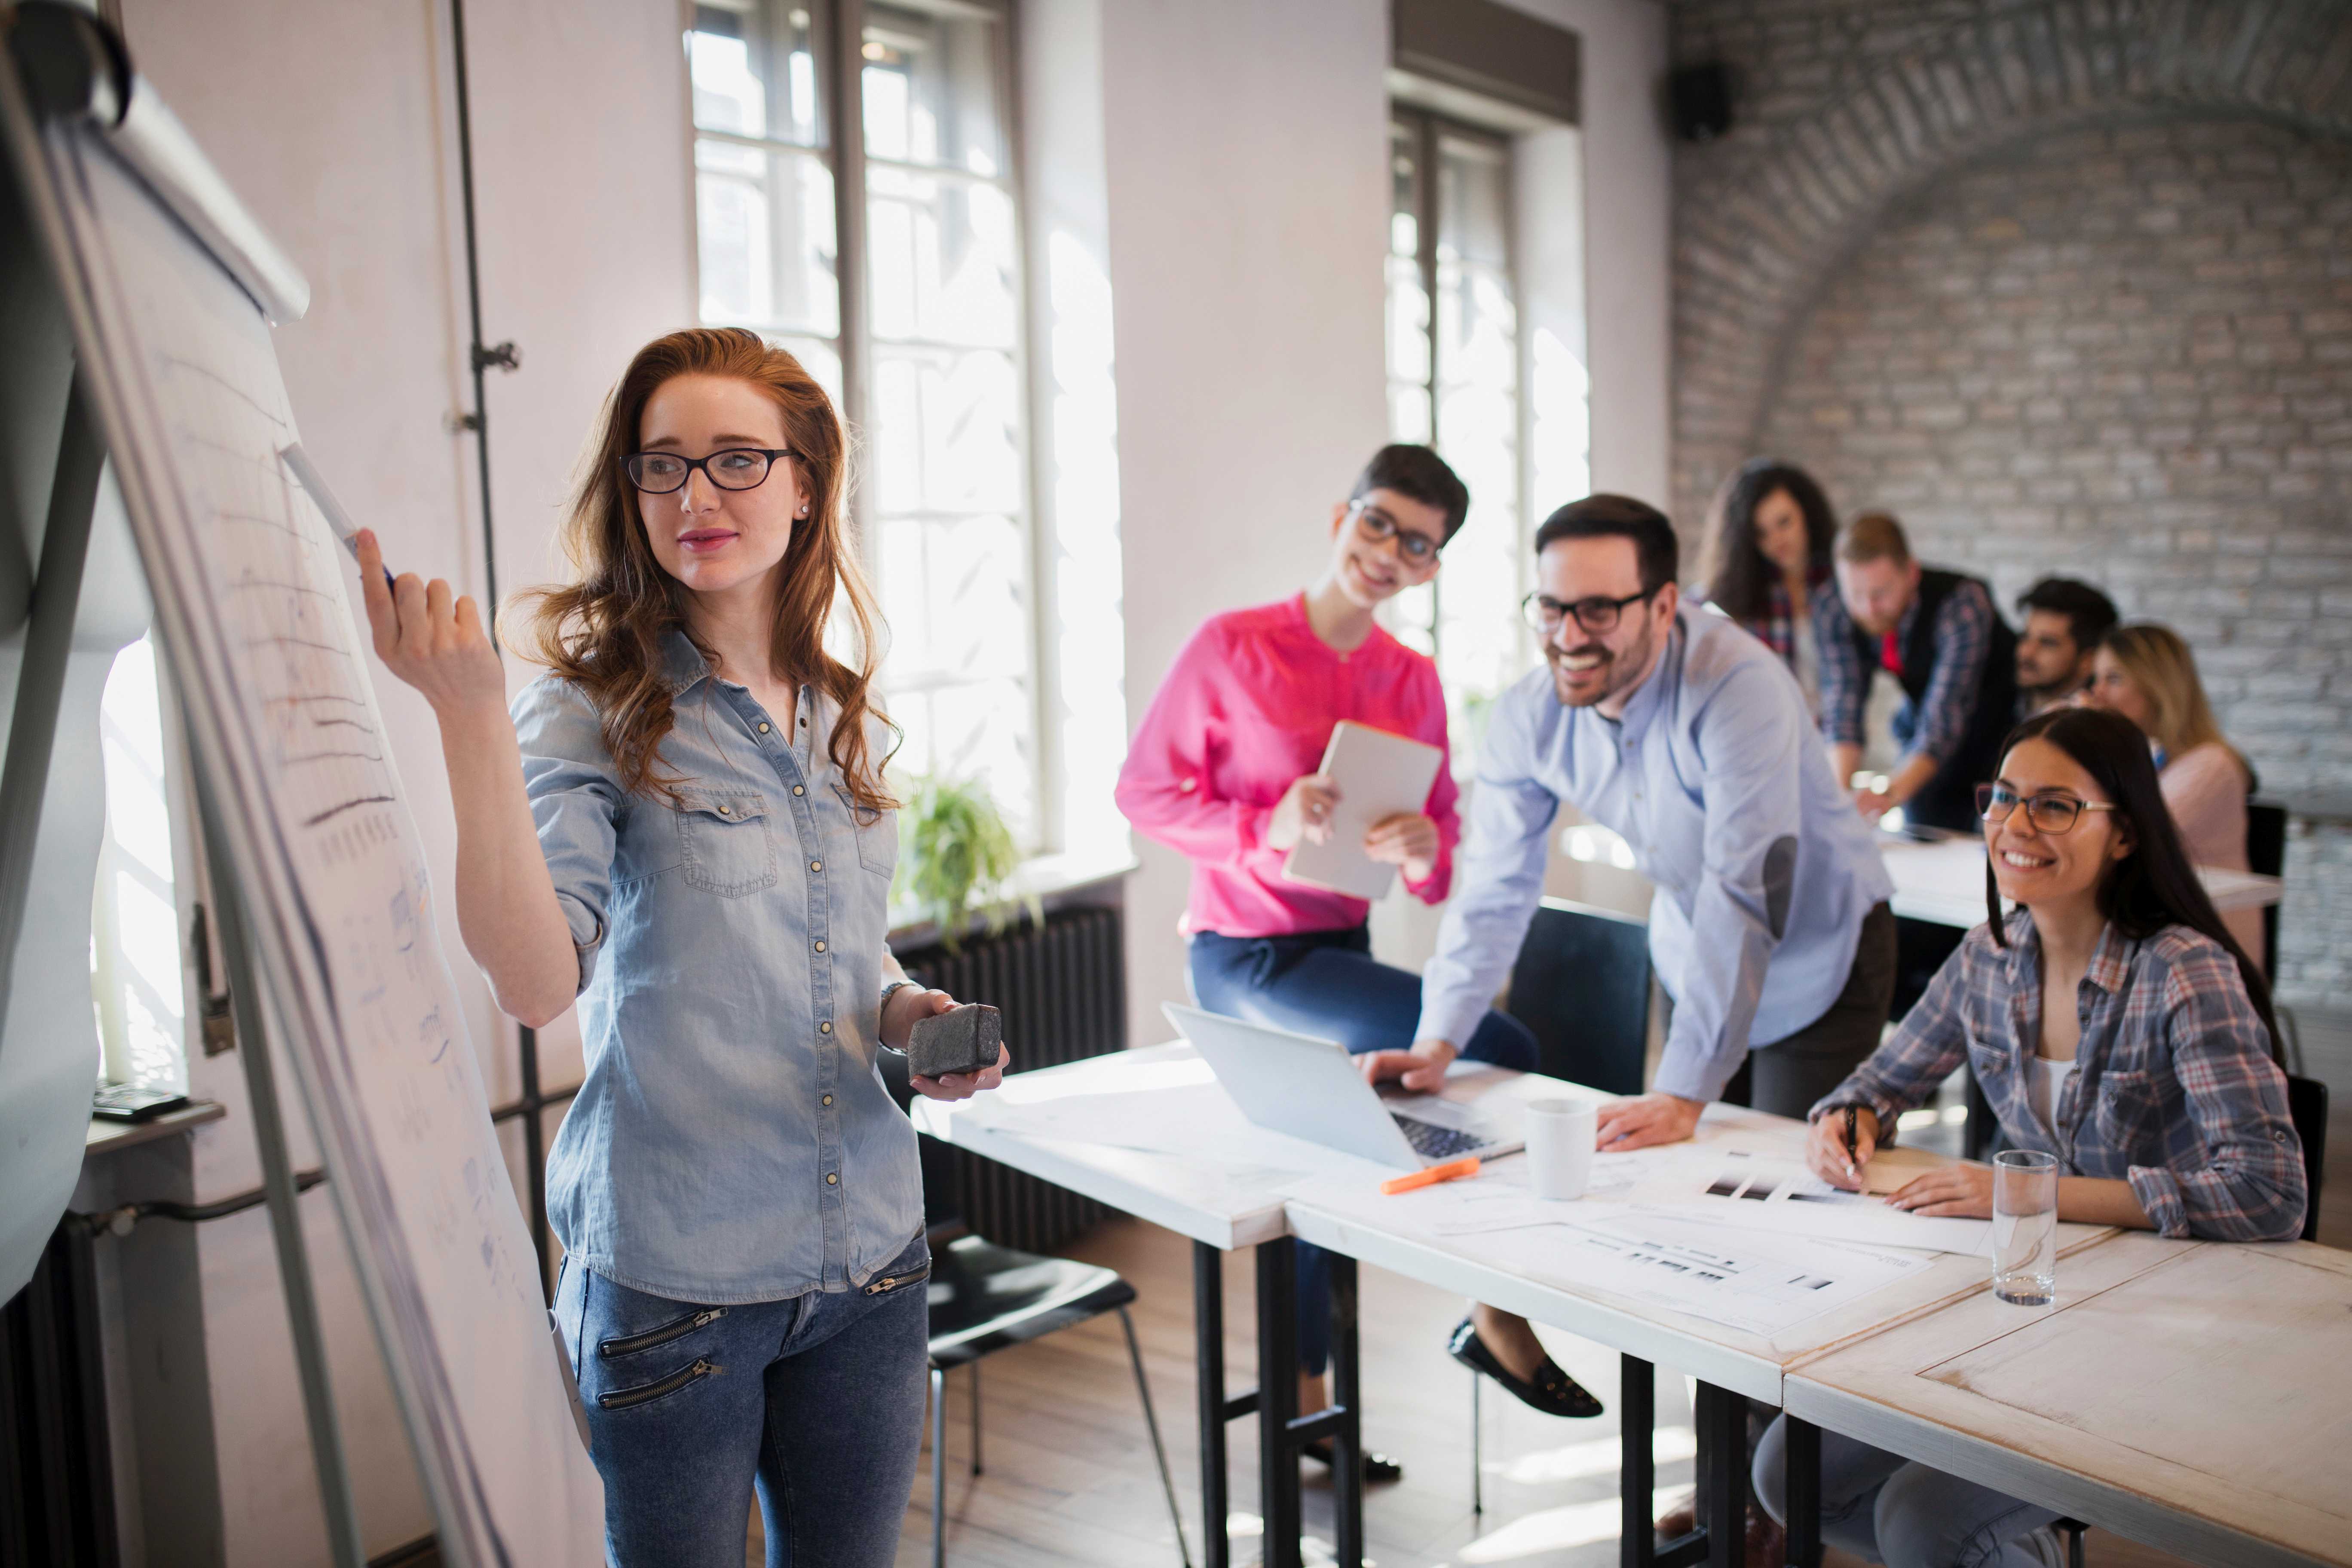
[1546,618,1656,709]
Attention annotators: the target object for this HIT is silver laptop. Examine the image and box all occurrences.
[1163,1003,1523,1171]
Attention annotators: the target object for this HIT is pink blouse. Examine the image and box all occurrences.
[2160,741,2265,968]
[1115,594,1460,938]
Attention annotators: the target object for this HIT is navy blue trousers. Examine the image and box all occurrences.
[1187,925,1537,1375]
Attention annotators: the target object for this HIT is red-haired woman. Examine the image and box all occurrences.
[357,328,1002,1566]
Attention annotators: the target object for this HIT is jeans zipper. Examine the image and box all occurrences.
[598,1307,726,1360]
[863,1261,932,1295]
[597,1357,720,1411]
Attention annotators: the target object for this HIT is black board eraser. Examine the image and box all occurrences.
[907,1003,1001,1080]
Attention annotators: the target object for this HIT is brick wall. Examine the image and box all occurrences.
[1669,0,2352,1009]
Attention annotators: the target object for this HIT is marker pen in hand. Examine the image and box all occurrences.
[279,442,395,590]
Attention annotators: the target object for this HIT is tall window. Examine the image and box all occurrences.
[90,633,187,1091]
[1385,107,1526,744]
[689,0,1038,841]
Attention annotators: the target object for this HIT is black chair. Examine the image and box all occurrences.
[877,1050,1190,1568]
[2249,799,2287,980]
[1504,897,1651,1094]
[2052,1070,2324,1566]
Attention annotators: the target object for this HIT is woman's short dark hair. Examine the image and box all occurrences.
[1350,444,1470,542]
[1985,706,2278,1056]
[1532,494,1678,593]
[1697,459,1837,623]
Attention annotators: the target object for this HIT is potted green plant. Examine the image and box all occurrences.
[893,772,1038,951]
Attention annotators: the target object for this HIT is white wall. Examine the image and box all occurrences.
[114,0,692,1559]
[1095,0,1395,1042]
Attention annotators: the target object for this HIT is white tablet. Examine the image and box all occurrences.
[1280,721,1444,900]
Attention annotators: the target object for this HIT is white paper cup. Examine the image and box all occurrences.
[1523,1098,1598,1201]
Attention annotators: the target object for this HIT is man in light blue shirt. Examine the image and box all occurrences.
[1362,494,1900,1431]
[1365,494,1896,1146]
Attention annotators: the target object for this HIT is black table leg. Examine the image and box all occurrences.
[1328,1254,1363,1568]
[1780,1415,1821,1568]
[1621,1354,1656,1568]
[1255,1238,1304,1568]
[1698,1381,1748,1568]
[1194,1241,1230,1568]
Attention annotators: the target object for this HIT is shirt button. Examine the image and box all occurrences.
[717,803,731,815]
[820,1021,832,1034]
[759,722,771,734]
[810,860,823,872]
[813,940,826,953]
[793,785,805,796]
[823,1094,833,1106]
[825,1172,838,1185]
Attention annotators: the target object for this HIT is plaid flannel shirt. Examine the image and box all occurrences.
[1813,573,1995,763]
[1814,911,2306,1241]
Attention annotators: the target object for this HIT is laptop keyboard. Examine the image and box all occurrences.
[1392,1114,1484,1161]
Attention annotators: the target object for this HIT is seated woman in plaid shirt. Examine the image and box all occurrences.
[1751,704,2305,1568]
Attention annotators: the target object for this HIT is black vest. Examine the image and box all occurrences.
[1851,568,2018,833]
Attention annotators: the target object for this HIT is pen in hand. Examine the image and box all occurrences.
[1843,1105,1861,1184]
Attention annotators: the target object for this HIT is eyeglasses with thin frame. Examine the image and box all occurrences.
[1976,782,2122,835]
[1520,588,1659,636]
[1347,499,1441,563]
[623,447,793,495]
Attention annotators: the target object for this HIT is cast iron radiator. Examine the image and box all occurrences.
[894,904,1124,1253]
[1,1220,116,1568]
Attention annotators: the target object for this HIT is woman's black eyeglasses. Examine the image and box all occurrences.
[1347,499,1441,562]
[624,447,793,494]
[1976,782,2121,835]
[1520,588,1657,635]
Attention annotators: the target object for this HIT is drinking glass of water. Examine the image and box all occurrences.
[1991,1149,2059,1306]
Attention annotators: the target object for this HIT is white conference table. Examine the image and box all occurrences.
[1784,1231,2352,1568]
[917,1044,2118,1568]
[1880,833,2282,930]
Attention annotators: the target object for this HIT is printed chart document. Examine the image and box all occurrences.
[1281,722,1442,900]
[1616,1147,2013,1255]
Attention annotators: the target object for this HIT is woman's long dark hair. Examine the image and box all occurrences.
[1697,459,1836,622]
[1986,707,2279,1054]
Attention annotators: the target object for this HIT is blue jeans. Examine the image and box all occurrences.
[555,1232,931,1567]
[1188,925,1538,1376]
[1754,1414,2059,1567]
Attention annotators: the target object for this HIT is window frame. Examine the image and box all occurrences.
[683,0,1052,850]
[1387,101,1530,697]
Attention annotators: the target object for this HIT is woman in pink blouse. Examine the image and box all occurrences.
[2083,623,2265,968]
[1117,445,1582,1483]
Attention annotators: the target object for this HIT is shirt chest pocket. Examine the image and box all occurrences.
[832,784,898,879]
[674,788,778,897]
[2089,1068,2165,1154]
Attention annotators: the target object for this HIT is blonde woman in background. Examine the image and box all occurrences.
[2083,622,2265,968]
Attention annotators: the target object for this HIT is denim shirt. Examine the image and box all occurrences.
[1417,607,1893,1102]
[512,632,919,1303]
[1819,912,2306,1241]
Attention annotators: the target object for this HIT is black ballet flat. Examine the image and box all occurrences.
[1446,1316,1605,1418]
[1301,1438,1404,1484]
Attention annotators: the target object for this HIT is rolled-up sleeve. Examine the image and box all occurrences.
[1413,695,1558,1048]
[510,677,624,995]
[2130,953,2307,1240]
[1812,582,1866,748]
[1813,937,1976,1134]
[1906,579,1993,770]
[1652,665,1812,1102]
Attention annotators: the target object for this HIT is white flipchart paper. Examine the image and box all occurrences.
[31,118,603,1564]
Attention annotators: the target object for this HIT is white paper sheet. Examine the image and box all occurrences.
[1620,1148,1995,1255]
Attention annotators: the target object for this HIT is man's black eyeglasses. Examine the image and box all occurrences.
[1521,588,1658,636]
[624,447,793,494]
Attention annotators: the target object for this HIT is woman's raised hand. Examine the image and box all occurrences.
[356,530,506,717]
[1267,773,1340,851]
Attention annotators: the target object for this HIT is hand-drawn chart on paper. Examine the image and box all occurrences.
[34,120,602,1565]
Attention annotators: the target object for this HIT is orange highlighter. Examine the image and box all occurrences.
[1380,1156,1481,1195]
